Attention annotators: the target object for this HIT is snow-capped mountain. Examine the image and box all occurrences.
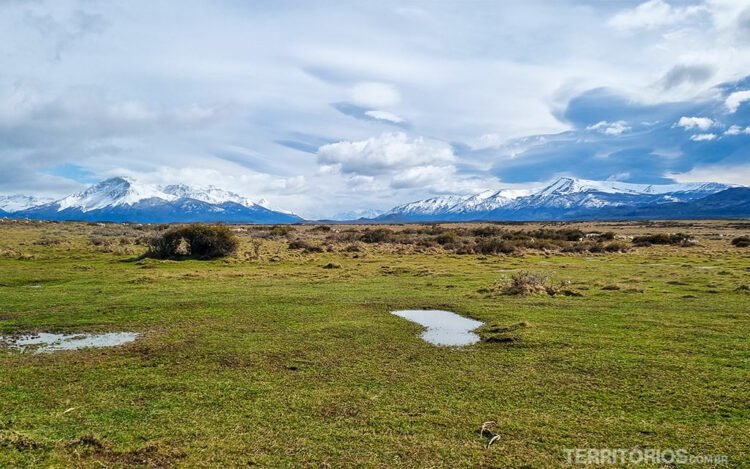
[15,177,302,224]
[0,195,54,213]
[56,177,176,212]
[376,177,741,221]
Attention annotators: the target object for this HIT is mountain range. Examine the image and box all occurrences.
[374,177,749,222]
[1,176,749,223]
[0,177,301,224]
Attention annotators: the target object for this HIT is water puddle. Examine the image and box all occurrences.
[392,310,483,346]
[0,332,139,354]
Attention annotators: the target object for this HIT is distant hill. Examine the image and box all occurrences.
[9,177,303,224]
[374,177,745,222]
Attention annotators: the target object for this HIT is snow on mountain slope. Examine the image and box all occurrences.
[161,184,257,208]
[383,194,469,216]
[378,177,737,220]
[16,177,303,223]
[0,195,54,212]
[57,177,176,212]
[458,188,532,213]
[535,177,731,197]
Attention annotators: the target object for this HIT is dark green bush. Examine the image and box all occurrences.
[359,228,394,243]
[471,226,503,238]
[604,241,630,252]
[435,231,458,245]
[732,236,750,247]
[632,233,692,246]
[474,237,517,254]
[528,228,585,241]
[146,224,239,259]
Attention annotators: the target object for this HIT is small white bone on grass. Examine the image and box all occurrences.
[480,421,497,435]
[487,434,501,448]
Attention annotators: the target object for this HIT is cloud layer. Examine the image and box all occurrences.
[1,0,749,217]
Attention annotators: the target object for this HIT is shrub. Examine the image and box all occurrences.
[146,225,239,259]
[474,237,517,255]
[435,231,458,245]
[268,225,296,237]
[528,228,585,241]
[359,228,394,243]
[731,236,750,248]
[603,241,630,252]
[632,233,692,246]
[471,226,503,238]
[288,239,323,253]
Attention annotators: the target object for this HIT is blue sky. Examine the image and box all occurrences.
[1,0,749,218]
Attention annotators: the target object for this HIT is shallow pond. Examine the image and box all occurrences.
[0,332,139,354]
[392,309,483,346]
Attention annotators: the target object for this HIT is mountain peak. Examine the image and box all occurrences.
[376,177,741,221]
[58,177,175,212]
[14,177,301,223]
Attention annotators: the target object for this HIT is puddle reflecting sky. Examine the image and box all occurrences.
[392,310,483,346]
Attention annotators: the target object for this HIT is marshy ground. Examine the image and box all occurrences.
[1,219,749,467]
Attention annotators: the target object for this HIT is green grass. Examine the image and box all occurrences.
[1,222,749,467]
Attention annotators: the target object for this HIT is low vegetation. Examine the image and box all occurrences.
[0,219,748,466]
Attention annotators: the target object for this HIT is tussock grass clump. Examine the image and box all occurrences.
[504,271,552,295]
[146,225,239,259]
[491,272,583,297]
[731,236,750,247]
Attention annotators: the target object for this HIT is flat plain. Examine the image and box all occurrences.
[1,219,749,467]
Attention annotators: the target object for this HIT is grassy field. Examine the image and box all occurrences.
[1,219,749,467]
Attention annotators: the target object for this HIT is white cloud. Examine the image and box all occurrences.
[391,165,455,189]
[317,132,454,175]
[669,163,750,185]
[350,82,400,108]
[608,0,708,31]
[689,133,717,141]
[3,0,750,217]
[676,116,714,131]
[725,90,750,113]
[587,120,631,135]
[316,132,497,197]
[724,125,750,135]
[364,110,404,123]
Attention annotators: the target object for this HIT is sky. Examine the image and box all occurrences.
[1,0,750,218]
